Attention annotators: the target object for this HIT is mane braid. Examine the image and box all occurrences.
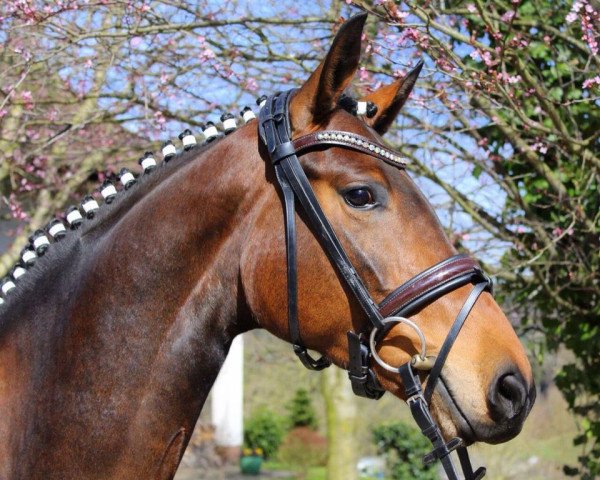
[0,117,247,311]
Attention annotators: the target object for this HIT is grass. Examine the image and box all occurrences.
[262,462,326,480]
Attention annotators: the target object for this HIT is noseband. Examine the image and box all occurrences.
[258,89,491,480]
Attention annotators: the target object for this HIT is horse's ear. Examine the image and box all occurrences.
[289,13,367,134]
[361,60,423,135]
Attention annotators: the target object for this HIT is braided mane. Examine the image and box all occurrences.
[0,95,366,307]
[0,108,251,308]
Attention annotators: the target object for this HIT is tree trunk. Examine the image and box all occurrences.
[321,366,358,480]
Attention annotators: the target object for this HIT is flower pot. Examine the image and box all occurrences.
[240,455,263,475]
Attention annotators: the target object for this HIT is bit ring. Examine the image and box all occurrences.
[369,316,427,372]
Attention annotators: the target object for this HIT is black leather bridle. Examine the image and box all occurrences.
[258,89,491,480]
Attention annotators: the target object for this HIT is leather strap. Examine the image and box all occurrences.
[347,331,384,399]
[259,90,385,338]
[423,281,489,404]
[399,363,463,480]
[457,446,487,480]
[378,254,488,318]
[292,130,408,168]
[274,159,330,369]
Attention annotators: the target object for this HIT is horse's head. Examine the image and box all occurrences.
[240,14,535,446]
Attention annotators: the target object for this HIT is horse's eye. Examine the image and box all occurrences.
[344,188,375,208]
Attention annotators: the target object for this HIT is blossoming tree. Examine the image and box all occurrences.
[1,0,598,476]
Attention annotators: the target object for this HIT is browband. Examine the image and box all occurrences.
[292,130,408,168]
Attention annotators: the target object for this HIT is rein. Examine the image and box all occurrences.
[259,89,491,480]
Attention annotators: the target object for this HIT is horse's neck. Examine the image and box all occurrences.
[0,126,261,479]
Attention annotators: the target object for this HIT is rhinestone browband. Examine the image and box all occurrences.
[291,130,408,168]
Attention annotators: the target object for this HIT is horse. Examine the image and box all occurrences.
[0,13,535,480]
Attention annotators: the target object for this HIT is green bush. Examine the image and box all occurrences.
[244,407,285,459]
[372,422,437,480]
[277,427,328,479]
[286,388,318,430]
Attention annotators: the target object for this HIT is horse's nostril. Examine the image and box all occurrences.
[488,370,528,422]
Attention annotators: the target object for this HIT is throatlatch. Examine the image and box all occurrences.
[258,88,491,480]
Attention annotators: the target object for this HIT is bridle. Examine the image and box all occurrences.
[258,89,491,480]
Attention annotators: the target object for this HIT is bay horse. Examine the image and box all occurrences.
[0,13,535,480]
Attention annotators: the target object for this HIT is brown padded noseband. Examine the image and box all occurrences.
[379,255,485,318]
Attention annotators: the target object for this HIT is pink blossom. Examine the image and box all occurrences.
[531,141,548,154]
[566,12,578,23]
[358,67,370,82]
[467,4,477,13]
[501,11,515,22]
[552,227,563,237]
[0,109,7,118]
[20,90,33,109]
[200,47,215,63]
[130,37,142,47]
[481,51,493,66]
[153,111,166,126]
[436,56,455,72]
[469,49,481,61]
[245,77,258,92]
[8,194,28,221]
[582,75,600,89]
[499,72,522,84]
